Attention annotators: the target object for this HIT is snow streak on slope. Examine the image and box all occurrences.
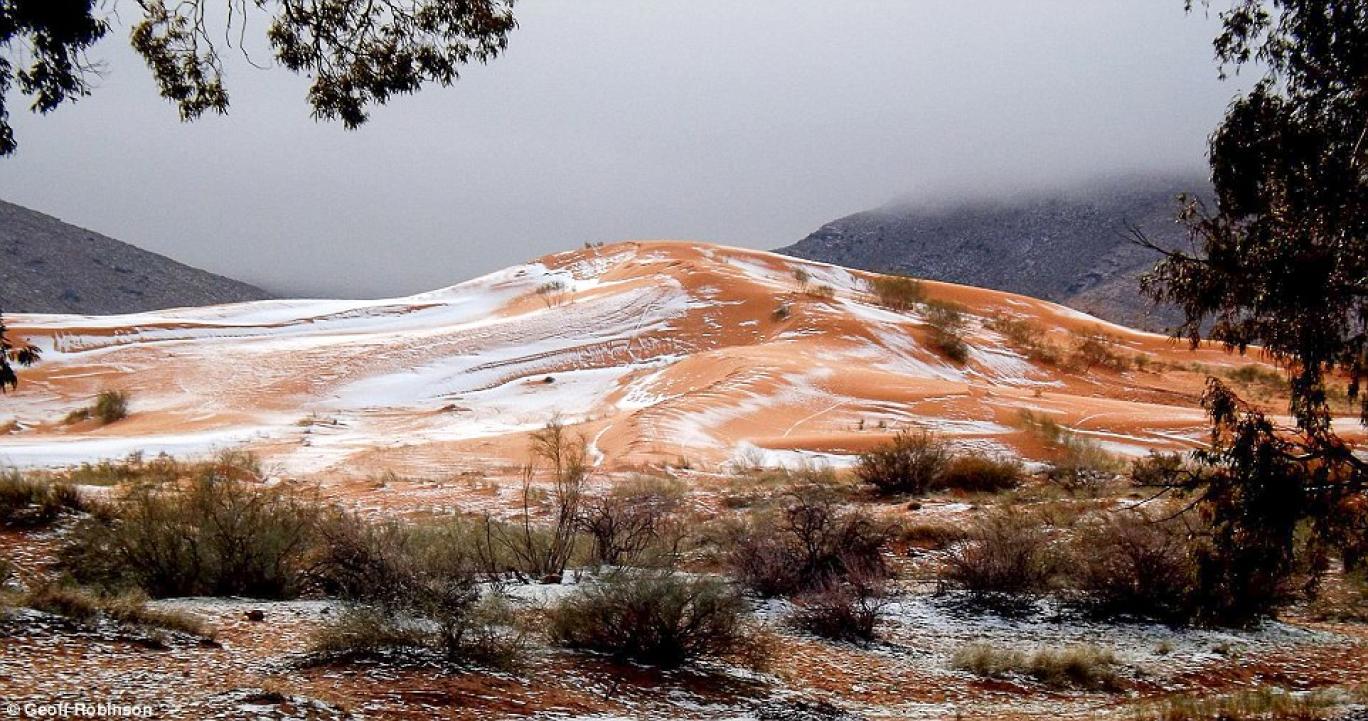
[0,242,1304,477]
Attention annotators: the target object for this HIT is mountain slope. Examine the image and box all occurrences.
[0,199,272,314]
[1,241,1323,478]
[776,175,1208,330]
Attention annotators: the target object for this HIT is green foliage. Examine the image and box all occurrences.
[1,1,517,154]
[1147,0,1368,433]
[868,274,925,311]
[856,430,951,496]
[93,390,129,424]
[62,461,322,599]
[548,570,755,668]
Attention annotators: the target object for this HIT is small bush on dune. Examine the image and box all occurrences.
[548,571,755,668]
[924,300,970,364]
[936,455,1024,493]
[93,390,129,424]
[953,642,1121,691]
[988,314,1063,365]
[856,431,950,496]
[1017,410,1123,493]
[0,470,84,527]
[62,390,130,426]
[727,489,890,597]
[940,510,1058,598]
[1068,330,1129,372]
[869,274,924,311]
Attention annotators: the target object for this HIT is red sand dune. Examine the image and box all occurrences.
[0,241,1352,478]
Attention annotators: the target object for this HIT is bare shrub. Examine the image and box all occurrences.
[578,476,685,567]
[954,642,1121,691]
[856,430,950,496]
[941,510,1058,598]
[1067,510,1198,622]
[727,489,889,597]
[807,284,836,300]
[792,267,811,291]
[548,570,755,668]
[868,274,924,310]
[535,279,570,308]
[788,575,888,643]
[936,455,1024,494]
[62,462,321,598]
[480,419,588,579]
[0,470,84,527]
[1017,410,1123,493]
[311,512,526,667]
[987,314,1063,365]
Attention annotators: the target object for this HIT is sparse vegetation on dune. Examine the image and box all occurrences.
[1132,686,1365,721]
[868,273,924,311]
[63,389,131,426]
[856,430,951,496]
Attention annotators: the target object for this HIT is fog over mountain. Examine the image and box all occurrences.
[0,2,1240,298]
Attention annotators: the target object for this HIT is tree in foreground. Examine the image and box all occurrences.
[1139,0,1367,623]
[0,0,518,155]
[0,312,40,392]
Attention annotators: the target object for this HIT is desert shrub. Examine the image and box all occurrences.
[987,314,1063,365]
[23,582,100,621]
[953,642,1121,691]
[477,420,588,579]
[311,512,525,667]
[1129,451,1189,487]
[1067,511,1198,622]
[807,284,836,300]
[60,453,182,486]
[941,510,1058,598]
[856,431,950,496]
[0,555,13,588]
[1068,330,1129,372]
[936,455,1024,493]
[535,279,569,308]
[772,303,791,321]
[0,469,84,527]
[578,476,685,567]
[924,300,970,363]
[308,606,429,661]
[895,519,970,550]
[788,576,887,643]
[868,274,924,310]
[727,489,889,597]
[548,571,754,668]
[93,390,130,424]
[62,407,91,424]
[62,466,322,598]
[792,267,811,291]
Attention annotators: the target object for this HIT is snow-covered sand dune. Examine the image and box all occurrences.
[0,241,1299,477]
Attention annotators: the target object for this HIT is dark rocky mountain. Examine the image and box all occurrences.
[777,175,1210,331]
[1,199,272,315]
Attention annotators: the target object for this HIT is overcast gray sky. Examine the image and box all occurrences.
[0,1,1242,298]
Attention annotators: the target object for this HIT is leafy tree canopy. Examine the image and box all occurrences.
[1141,0,1368,436]
[0,0,518,155]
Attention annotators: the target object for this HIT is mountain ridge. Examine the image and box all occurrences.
[0,198,272,315]
[776,175,1209,331]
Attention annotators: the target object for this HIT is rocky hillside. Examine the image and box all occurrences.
[777,175,1208,331]
[0,199,271,314]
